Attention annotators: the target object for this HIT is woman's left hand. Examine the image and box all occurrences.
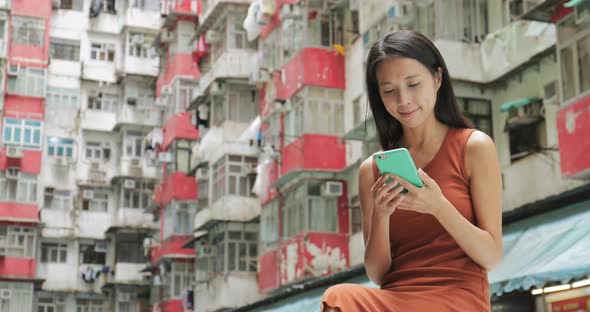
[393,168,447,216]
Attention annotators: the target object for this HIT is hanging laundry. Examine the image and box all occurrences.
[89,0,103,18]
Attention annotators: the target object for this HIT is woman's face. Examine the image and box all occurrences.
[375,56,442,129]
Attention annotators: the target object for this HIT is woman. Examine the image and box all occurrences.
[321,30,502,311]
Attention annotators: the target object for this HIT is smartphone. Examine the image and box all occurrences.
[373,148,424,193]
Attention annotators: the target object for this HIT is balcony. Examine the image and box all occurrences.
[150,235,194,264]
[109,208,156,231]
[122,55,159,77]
[160,172,198,208]
[156,54,200,97]
[278,232,349,287]
[193,196,260,231]
[48,59,81,78]
[116,103,161,129]
[117,158,158,180]
[123,5,161,31]
[196,0,250,37]
[276,134,346,187]
[78,210,111,239]
[80,109,117,132]
[0,258,36,279]
[0,202,39,223]
[82,61,117,84]
[76,161,115,189]
[109,263,149,285]
[0,0,10,10]
[557,94,590,179]
[162,112,199,151]
[197,49,257,94]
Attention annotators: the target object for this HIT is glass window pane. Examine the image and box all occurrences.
[561,47,575,100]
[578,34,590,94]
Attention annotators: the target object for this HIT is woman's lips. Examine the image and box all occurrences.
[398,108,420,118]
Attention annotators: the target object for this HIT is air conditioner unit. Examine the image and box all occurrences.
[132,34,145,44]
[118,292,131,302]
[575,1,590,24]
[6,167,19,179]
[324,181,343,197]
[94,241,108,253]
[7,64,19,76]
[204,30,221,44]
[0,290,10,299]
[82,190,94,199]
[543,80,559,105]
[6,146,23,158]
[124,179,136,189]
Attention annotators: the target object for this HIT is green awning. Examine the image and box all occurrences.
[564,0,587,8]
[499,97,541,112]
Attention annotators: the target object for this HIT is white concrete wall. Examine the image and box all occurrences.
[194,196,260,231]
[193,273,261,312]
[114,262,146,283]
[112,208,155,229]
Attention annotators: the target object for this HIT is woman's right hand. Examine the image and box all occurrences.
[370,174,404,218]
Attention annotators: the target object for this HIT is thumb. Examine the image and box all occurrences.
[418,168,436,188]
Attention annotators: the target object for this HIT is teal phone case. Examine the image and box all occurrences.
[373,148,424,192]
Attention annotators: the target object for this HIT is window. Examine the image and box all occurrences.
[283,181,338,239]
[90,43,115,62]
[211,155,257,203]
[79,242,106,265]
[227,230,258,272]
[228,16,247,50]
[46,87,79,108]
[197,168,209,211]
[47,137,74,159]
[41,242,67,263]
[458,98,493,138]
[85,142,111,162]
[11,16,45,47]
[103,0,117,14]
[508,122,544,161]
[260,200,279,249]
[171,262,193,298]
[76,299,103,312]
[285,88,344,145]
[350,195,362,234]
[7,66,46,97]
[3,119,42,148]
[125,86,155,108]
[37,296,65,312]
[558,17,590,102]
[44,190,72,210]
[81,189,108,212]
[88,92,117,112]
[352,95,365,127]
[176,81,195,114]
[128,33,154,58]
[116,234,147,263]
[226,90,257,123]
[50,39,80,61]
[131,0,160,11]
[434,0,488,43]
[124,131,145,158]
[121,180,153,209]
[0,226,36,258]
[0,172,37,203]
[0,282,34,312]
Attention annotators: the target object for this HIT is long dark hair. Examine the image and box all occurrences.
[366,30,473,150]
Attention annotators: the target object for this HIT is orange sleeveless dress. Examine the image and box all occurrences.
[322,128,490,311]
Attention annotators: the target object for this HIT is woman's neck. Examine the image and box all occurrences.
[401,119,448,150]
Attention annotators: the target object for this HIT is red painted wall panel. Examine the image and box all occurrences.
[151,235,193,264]
[161,172,198,208]
[281,134,346,176]
[258,249,279,293]
[0,257,36,278]
[0,202,39,223]
[4,96,45,118]
[550,1,574,23]
[557,95,590,178]
[337,181,349,235]
[162,112,199,151]
[156,53,200,97]
[159,299,183,312]
[274,48,345,101]
[0,149,42,174]
[11,0,52,17]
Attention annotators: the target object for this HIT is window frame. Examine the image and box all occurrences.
[7,66,46,98]
[0,226,36,258]
[41,242,68,263]
[47,137,75,160]
[89,42,116,63]
[557,16,590,104]
[11,16,45,47]
[50,39,80,61]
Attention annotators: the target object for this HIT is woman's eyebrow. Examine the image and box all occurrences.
[405,74,420,80]
[379,74,420,85]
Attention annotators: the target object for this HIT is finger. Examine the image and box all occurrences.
[390,194,405,206]
[370,174,388,193]
[384,187,404,203]
[418,168,436,188]
[391,174,420,193]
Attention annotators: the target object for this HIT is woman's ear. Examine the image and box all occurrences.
[435,67,443,91]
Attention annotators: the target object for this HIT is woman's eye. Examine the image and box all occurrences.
[409,83,420,88]
[383,89,394,94]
